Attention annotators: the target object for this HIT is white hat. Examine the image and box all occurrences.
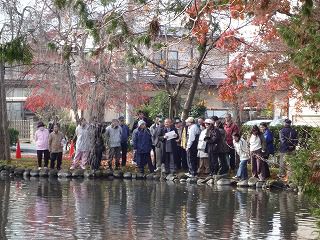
[138,120,146,127]
[204,119,214,124]
[185,117,195,123]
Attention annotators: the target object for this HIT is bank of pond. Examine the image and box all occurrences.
[0,164,298,192]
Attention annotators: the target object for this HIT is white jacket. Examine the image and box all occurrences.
[197,129,208,158]
[233,138,250,160]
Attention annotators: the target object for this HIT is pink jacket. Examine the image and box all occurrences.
[35,128,49,150]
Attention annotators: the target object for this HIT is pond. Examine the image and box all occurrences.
[0,178,318,240]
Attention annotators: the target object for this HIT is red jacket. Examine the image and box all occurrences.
[224,122,239,146]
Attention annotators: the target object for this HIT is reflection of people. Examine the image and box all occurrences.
[48,124,65,170]
[71,118,91,170]
[35,121,50,170]
[133,120,154,174]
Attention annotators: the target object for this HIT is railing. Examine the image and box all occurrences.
[9,120,34,142]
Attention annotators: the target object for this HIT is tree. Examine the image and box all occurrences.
[0,0,34,160]
[279,0,320,107]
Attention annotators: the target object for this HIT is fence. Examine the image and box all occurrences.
[9,120,34,142]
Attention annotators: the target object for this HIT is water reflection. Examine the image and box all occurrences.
[0,178,317,240]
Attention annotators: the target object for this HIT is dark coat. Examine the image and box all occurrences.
[133,128,152,154]
[264,128,275,155]
[158,126,179,163]
[279,126,298,153]
[205,127,221,154]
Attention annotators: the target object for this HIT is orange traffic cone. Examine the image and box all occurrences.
[16,140,21,159]
[69,140,75,160]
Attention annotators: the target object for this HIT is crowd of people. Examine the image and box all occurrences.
[34,111,299,182]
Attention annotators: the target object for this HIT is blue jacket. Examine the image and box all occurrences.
[133,128,152,154]
[279,126,298,153]
[120,124,130,143]
[264,128,275,155]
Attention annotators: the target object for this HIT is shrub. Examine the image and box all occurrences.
[9,128,19,146]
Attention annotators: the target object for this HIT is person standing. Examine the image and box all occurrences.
[153,120,164,172]
[119,116,130,167]
[185,117,201,177]
[259,122,275,156]
[224,113,239,171]
[216,120,229,175]
[279,119,298,178]
[205,119,221,176]
[197,119,211,176]
[249,125,269,180]
[35,121,50,170]
[233,133,250,180]
[158,118,179,175]
[131,110,152,132]
[174,118,188,170]
[150,116,162,166]
[133,120,154,174]
[105,119,122,171]
[91,120,105,171]
[48,124,65,170]
[71,118,91,170]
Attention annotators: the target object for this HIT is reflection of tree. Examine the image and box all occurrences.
[0,180,10,240]
[279,191,298,240]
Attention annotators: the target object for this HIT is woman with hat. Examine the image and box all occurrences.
[35,121,50,170]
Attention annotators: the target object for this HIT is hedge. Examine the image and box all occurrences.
[9,128,19,146]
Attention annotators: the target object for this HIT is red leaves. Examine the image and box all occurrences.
[216,30,242,52]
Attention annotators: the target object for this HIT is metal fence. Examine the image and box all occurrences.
[9,120,34,142]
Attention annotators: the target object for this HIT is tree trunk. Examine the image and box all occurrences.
[0,61,11,160]
[65,61,80,124]
[168,95,174,119]
[181,68,201,120]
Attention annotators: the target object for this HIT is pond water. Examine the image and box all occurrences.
[0,178,318,240]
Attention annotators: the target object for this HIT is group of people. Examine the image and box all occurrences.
[35,122,65,170]
[131,112,299,181]
[34,111,298,181]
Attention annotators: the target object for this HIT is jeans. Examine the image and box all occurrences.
[209,153,219,175]
[91,145,104,170]
[50,152,62,170]
[187,147,198,176]
[218,153,229,175]
[37,150,50,168]
[108,147,121,169]
[236,160,248,180]
[121,142,128,167]
[227,146,236,170]
[164,152,176,174]
[136,153,154,174]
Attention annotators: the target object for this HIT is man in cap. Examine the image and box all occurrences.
[279,119,298,178]
[105,119,122,170]
[119,116,130,167]
[133,120,154,174]
[35,121,50,170]
[185,117,201,177]
[150,115,163,166]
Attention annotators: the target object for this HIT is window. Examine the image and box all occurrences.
[154,50,179,71]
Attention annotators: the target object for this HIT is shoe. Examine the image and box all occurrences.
[70,166,75,170]
[38,167,42,170]
[81,166,86,170]
[185,173,192,178]
[232,176,240,181]
[154,167,161,173]
[43,167,48,170]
